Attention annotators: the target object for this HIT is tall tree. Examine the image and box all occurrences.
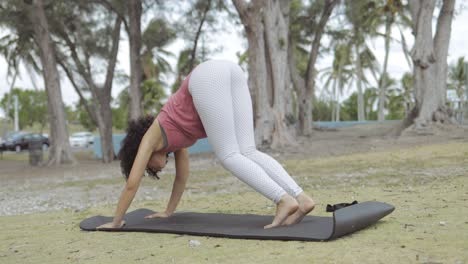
[375,0,409,121]
[288,0,339,135]
[377,1,394,121]
[396,0,456,133]
[128,0,143,120]
[24,0,76,165]
[171,0,227,92]
[187,0,212,72]
[232,0,298,148]
[320,44,354,122]
[345,0,380,121]
[53,2,122,163]
[140,18,176,87]
[0,1,46,136]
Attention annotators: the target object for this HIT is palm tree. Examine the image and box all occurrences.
[0,1,41,137]
[400,72,414,116]
[374,0,411,121]
[141,18,176,83]
[320,44,354,121]
[344,0,380,121]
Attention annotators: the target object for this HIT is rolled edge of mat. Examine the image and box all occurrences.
[329,201,395,240]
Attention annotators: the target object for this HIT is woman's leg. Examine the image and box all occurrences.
[188,60,287,204]
[189,60,299,228]
[228,62,316,225]
[227,62,303,197]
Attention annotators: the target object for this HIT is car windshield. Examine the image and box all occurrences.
[11,134,26,140]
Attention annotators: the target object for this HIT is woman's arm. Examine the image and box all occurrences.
[99,120,164,228]
[164,148,190,214]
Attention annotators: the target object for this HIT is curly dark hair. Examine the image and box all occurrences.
[118,115,170,181]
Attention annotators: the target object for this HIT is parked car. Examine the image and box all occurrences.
[3,133,49,152]
[1,131,22,151]
[0,137,5,151]
[69,132,94,147]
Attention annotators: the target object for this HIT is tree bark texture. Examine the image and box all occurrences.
[188,0,212,71]
[406,0,455,130]
[355,41,366,121]
[233,0,297,148]
[378,11,393,121]
[26,0,76,165]
[128,0,143,120]
[289,0,338,134]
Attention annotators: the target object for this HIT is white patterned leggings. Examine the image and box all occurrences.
[188,59,303,204]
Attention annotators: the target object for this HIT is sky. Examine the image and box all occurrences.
[1,6,467,118]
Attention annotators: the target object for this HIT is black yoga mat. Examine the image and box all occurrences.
[80,201,394,241]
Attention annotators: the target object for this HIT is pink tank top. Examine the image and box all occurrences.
[156,73,207,152]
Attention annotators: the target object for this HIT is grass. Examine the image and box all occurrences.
[0,150,95,162]
[0,142,467,263]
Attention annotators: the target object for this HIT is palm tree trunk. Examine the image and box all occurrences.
[378,13,393,121]
[336,93,341,122]
[188,0,212,71]
[128,0,143,120]
[355,42,365,121]
[332,78,338,121]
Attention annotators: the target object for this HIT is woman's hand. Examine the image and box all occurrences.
[145,211,172,219]
[96,220,126,230]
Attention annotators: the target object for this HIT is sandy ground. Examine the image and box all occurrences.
[0,122,467,263]
[0,121,466,216]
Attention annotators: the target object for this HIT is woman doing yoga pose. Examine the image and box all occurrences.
[98,59,315,229]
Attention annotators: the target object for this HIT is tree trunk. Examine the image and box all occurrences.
[128,0,143,120]
[246,9,275,146]
[2,72,17,139]
[378,12,393,121]
[262,0,297,149]
[56,16,121,162]
[93,17,122,163]
[288,0,338,134]
[25,0,76,165]
[233,0,293,148]
[332,78,338,121]
[188,0,212,71]
[355,42,366,121]
[336,54,345,122]
[432,0,456,119]
[96,93,114,163]
[405,0,455,131]
[336,94,341,122]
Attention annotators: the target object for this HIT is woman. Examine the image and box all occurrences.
[97,59,315,230]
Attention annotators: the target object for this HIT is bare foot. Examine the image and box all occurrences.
[264,194,299,229]
[282,193,315,226]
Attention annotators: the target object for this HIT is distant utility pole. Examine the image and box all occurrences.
[14,95,19,132]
